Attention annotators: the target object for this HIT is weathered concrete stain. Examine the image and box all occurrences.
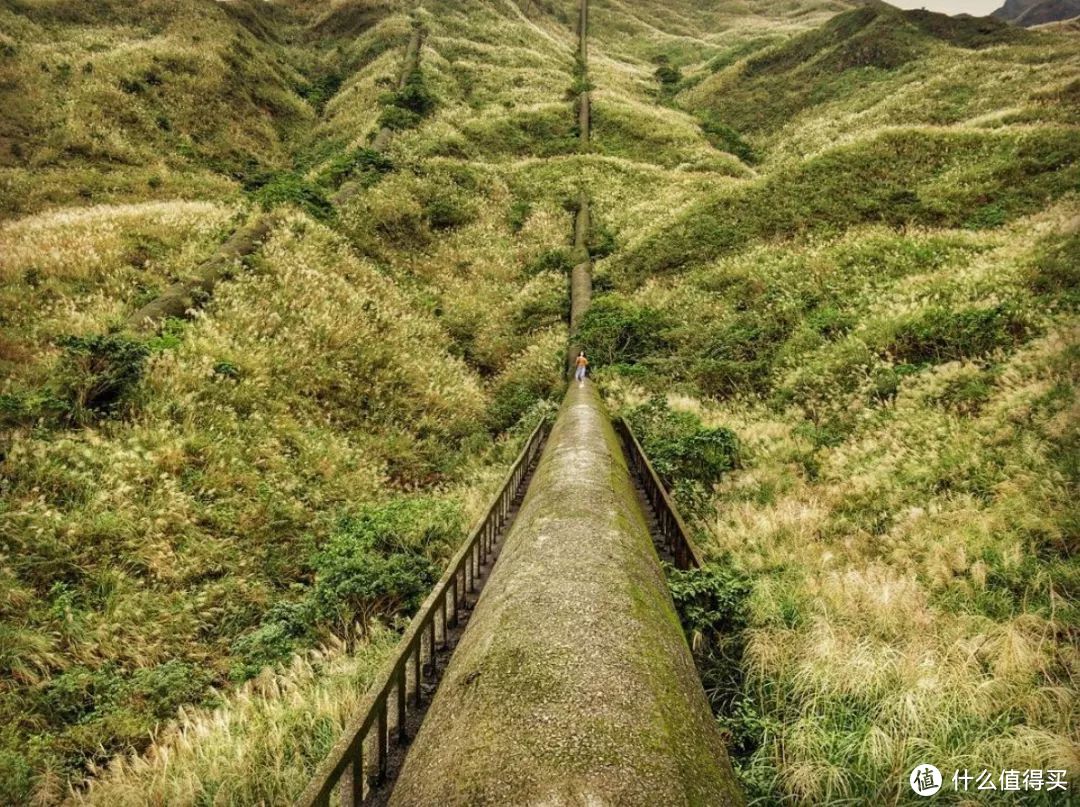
[388,383,744,806]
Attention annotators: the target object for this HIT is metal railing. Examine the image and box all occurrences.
[616,418,705,570]
[296,420,548,807]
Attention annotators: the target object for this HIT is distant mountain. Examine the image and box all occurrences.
[992,0,1080,26]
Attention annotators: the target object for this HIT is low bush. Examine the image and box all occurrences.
[877,304,1030,364]
[229,599,316,681]
[525,249,573,277]
[576,297,671,366]
[692,309,797,397]
[1026,231,1079,305]
[312,542,436,650]
[253,172,334,221]
[335,497,464,557]
[587,220,617,260]
[424,193,476,230]
[319,147,394,189]
[699,114,757,164]
[665,560,768,776]
[298,70,343,113]
[378,69,436,131]
[508,199,531,233]
[654,57,682,98]
[625,396,739,493]
[54,333,150,424]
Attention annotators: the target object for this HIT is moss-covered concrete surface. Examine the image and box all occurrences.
[389,382,743,806]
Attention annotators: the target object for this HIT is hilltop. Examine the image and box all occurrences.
[993,0,1080,26]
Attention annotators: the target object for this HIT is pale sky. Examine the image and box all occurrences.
[885,0,1004,15]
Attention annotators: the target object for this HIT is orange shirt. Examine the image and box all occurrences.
[575,355,588,368]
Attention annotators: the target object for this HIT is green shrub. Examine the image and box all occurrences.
[692,310,796,397]
[128,660,214,719]
[626,396,740,491]
[0,750,31,806]
[1027,231,1079,305]
[425,193,476,230]
[587,221,617,259]
[512,284,565,339]
[0,390,67,429]
[932,369,996,415]
[878,304,1030,364]
[576,297,671,366]
[40,660,212,738]
[378,104,422,131]
[319,147,393,189]
[298,71,343,113]
[666,561,756,754]
[336,497,464,557]
[654,57,682,98]
[378,69,436,131]
[253,172,334,221]
[525,249,573,276]
[55,333,150,424]
[313,543,435,650]
[699,114,757,165]
[805,305,853,339]
[667,562,752,637]
[508,199,531,233]
[489,381,545,433]
[229,599,316,681]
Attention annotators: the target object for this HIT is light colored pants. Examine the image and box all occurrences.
[575,366,586,382]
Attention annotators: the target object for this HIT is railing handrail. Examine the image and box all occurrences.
[616,418,706,570]
[296,418,548,806]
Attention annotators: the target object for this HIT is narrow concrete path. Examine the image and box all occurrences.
[388,382,743,806]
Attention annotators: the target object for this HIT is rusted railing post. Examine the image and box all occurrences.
[413,642,422,706]
[617,419,705,571]
[396,666,407,744]
[376,700,388,785]
[339,737,362,807]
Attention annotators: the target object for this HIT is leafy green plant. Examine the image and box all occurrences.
[335,497,464,557]
[698,115,757,165]
[1026,231,1079,306]
[626,396,740,495]
[378,69,436,131]
[665,562,756,752]
[55,333,150,424]
[253,172,333,221]
[229,599,316,681]
[525,249,573,276]
[587,221,617,259]
[425,193,476,230]
[319,147,394,189]
[878,304,1030,364]
[298,71,343,113]
[313,543,435,650]
[508,199,531,233]
[576,297,671,366]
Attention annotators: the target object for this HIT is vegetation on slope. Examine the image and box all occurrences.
[582,3,1079,802]
[1,0,1077,803]
[0,0,571,801]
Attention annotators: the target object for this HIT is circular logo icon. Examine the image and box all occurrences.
[910,764,943,796]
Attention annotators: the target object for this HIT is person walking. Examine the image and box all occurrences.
[574,351,588,386]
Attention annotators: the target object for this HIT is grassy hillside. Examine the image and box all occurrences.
[578,4,1079,803]
[0,0,1076,803]
[0,0,570,801]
